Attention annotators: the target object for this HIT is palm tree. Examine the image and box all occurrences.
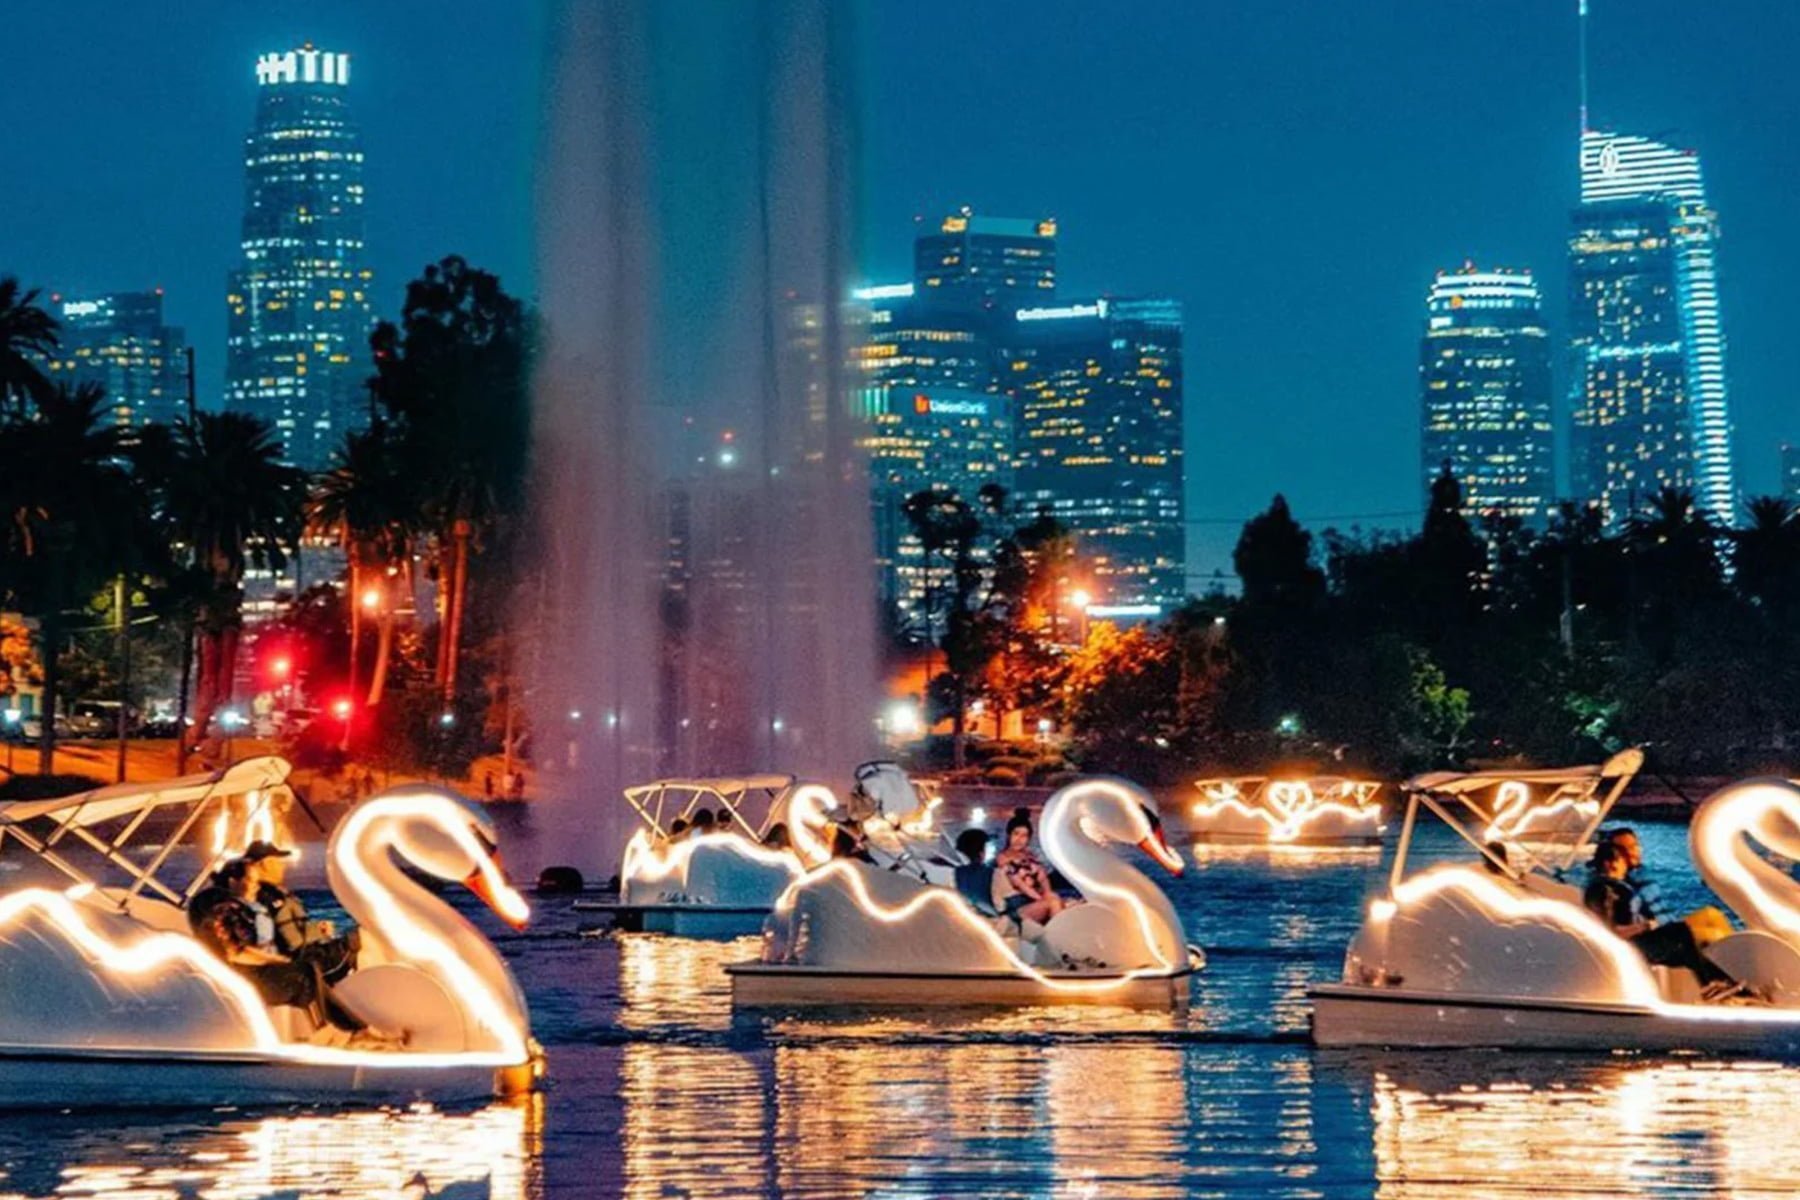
[0,277,59,413]
[0,383,141,772]
[308,424,421,707]
[137,412,304,763]
[1734,496,1800,618]
[368,257,530,703]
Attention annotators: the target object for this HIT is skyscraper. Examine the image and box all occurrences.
[1418,265,1553,523]
[45,290,188,431]
[1003,297,1185,611]
[850,282,1012,624]
[226,45,372,470]
[1783,444,1800,502]
[913,209,1057,314]
[1569,131,1735,524]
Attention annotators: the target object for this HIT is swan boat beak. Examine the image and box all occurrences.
[1138,829,1185,876]
[465,852,532,931]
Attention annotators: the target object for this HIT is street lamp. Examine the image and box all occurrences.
[219,708,246,763]
[1069,589,1092,645]
[2,708,19,775]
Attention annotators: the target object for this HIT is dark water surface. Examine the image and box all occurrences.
[5,822,1800,1198]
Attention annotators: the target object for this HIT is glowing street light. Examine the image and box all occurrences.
[438,711,457,729]
[1070,589,1092,611]
[884,700,922,740]
[360,586,382,612]
[331,698,354,722]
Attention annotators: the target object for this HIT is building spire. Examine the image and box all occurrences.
[1578,0,1590,136]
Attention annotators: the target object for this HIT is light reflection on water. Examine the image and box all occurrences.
[1363,1057,1800,1198]
[0,1098,542,1200]
[8,821,1800,1197]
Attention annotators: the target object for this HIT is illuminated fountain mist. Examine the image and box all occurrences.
[524,0,877,874]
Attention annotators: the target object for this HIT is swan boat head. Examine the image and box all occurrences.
[327,786,534,1060]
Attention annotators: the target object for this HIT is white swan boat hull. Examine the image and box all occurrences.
[728,961,1194,1010]
[0,1044,527,1110]
[574,899,770,937]
[1310,983,1800,1056]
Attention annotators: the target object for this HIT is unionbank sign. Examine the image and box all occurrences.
[912,393,989,418]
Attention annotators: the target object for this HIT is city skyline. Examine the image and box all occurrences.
[6,1,1798,581]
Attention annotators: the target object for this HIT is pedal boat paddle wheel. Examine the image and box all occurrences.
[728,778,1199,1010]
[0,757,539,1108]
[1312,753,1800,1054]
[582,775,839,935]
[1186,776,1385,846]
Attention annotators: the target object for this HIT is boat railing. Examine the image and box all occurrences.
[622,775,797,843]
[1387,748,1644,895]
[0,756,299,910]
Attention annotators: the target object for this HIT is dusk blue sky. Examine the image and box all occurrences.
[7,2,1796,580]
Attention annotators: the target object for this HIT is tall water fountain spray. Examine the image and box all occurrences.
[524,0,878,874]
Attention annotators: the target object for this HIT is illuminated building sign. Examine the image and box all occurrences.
[256,47,351,87]
[1016,300,1108,322]
[60,300,105,319]
[912,393,988,417]
[852,282,915,301]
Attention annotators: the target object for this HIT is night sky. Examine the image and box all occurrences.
[7,1,1797,580]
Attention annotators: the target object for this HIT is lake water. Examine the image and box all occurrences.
[4,820,1800,1198]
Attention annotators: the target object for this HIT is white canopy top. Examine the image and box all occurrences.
[0,756,294,830]
[622,775,794,801]
[1406,748,1644,797]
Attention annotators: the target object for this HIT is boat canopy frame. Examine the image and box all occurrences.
[1385,748,1645,896]
[622,775,797,842]
[0,756,297,910]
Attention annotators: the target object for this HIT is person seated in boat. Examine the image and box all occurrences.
[243,841,360,985]
[690,808,718,836]
[1600,826,1665,920]
[665,817,690,844]
[952,828,1000,918]
[190,859,371,1035]
[1584,841,1738,996]
[992,808,1067,925]
[763,822,791,850]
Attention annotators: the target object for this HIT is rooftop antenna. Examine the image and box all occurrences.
[1578,0,1590,136]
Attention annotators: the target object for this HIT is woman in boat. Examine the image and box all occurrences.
[992,808,1066,926]
[1584,840,1740,998]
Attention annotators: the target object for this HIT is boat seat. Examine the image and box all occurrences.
[1518,873,1582,906]
[1652,965,1702,1004]
[954,864,1000,917]
[268,1004,316,1042]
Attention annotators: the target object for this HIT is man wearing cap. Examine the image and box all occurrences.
[243,841,360,984]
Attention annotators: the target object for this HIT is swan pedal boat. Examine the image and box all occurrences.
[586,775,827,936]
[1186,775,1385,846]
[0,757,539,1108]
[1311,756,1800,1055]
[728,778,1199,1010]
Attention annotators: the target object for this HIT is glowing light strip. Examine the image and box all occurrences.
[621,829,804,887]
[1376,864,1800,1029]
[786,785,839,868]
[331,796,531,1062]
[1190,779,1383,844]
[1481,783,1599,843]
[0,885,522,1070]
[1038,781,1184,971]
[1693,781,1800,945]
[772,780,1186,993]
